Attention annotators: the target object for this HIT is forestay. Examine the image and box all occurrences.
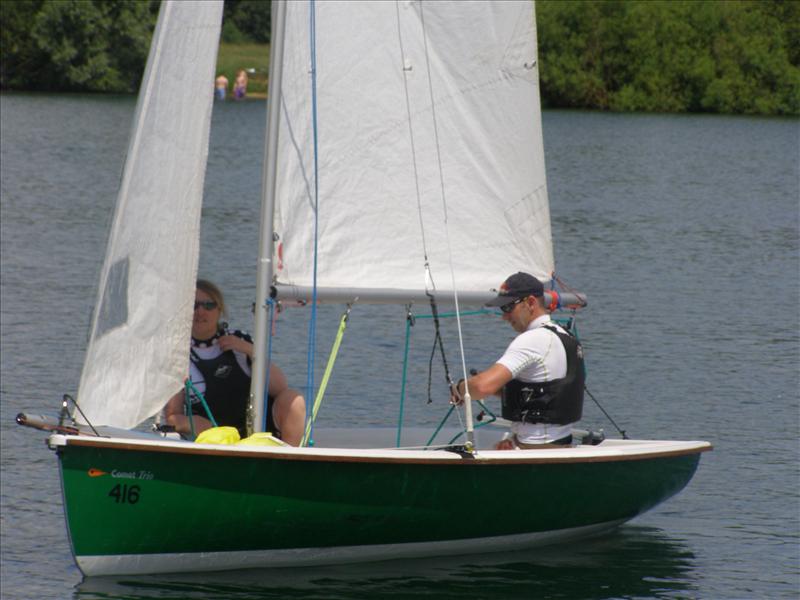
[273,0,554,302]
[75,1,224,428]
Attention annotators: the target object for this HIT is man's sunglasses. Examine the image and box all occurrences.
[194,300,218,311]
[499,297,525,314]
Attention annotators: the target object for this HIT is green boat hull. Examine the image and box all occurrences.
[53,435,708,575]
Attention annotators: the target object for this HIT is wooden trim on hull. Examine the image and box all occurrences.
[50,435,712,465]
[76,518,627,576]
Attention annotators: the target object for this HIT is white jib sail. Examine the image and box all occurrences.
[273,0,553,301]
[75,1,223,428]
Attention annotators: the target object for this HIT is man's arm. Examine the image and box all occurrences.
[453,363,513,402]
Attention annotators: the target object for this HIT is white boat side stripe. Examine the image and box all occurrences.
[76,519,628,576]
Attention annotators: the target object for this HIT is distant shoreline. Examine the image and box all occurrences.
[216,93,267,101]
[2,2,797,116]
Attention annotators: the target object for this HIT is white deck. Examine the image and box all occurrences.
[48,426,711,464]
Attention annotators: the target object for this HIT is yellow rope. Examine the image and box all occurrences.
[301,305,351,446]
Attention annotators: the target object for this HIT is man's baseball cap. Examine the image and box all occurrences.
[485,272,544,307]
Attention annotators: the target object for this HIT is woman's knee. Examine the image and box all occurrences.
[273,388,305,420]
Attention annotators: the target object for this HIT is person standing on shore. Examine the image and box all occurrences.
[233,69,248,100]
[215,74,228,100]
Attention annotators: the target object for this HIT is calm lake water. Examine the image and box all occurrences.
[1,93,798,599]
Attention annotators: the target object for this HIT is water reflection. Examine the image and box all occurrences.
[74,526,696,600]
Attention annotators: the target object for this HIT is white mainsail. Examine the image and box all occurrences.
[272,0,553,302]
[75,1,223,428]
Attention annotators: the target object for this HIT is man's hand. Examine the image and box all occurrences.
[449,379,465,405]
[494,437,516,450]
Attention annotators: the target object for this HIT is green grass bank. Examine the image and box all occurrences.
[216,43,270,98]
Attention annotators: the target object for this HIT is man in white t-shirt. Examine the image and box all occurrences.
[450,272,585,449]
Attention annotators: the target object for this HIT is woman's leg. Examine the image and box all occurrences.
[271,388,306,446]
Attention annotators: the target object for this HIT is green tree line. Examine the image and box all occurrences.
[1,0,797,115]
[0,0,268,92]
[537,0,799,114]
[1,0,159,93]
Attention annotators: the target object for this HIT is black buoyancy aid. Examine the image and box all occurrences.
[190,332,280,438]
[501,325,585,425]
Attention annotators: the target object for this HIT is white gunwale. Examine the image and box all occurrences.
[50,434,712,465]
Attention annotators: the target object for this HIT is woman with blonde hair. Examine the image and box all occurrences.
[165,279,305,445]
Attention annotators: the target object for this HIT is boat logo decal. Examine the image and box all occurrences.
[109,470,155,480]
[87,468,154,480]
[214,365,232,378]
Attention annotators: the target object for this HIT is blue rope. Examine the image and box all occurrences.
[395,308,500,448]
[424,400,498,447]
[184,378,218,440]
[305,0,320,437]
[446,401,497,444]
[425,405,454,447]
[396,310,414,447]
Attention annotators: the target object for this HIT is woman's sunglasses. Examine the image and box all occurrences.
[499,297,525,314]
[194,300,218,311]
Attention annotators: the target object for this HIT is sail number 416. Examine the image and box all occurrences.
[108,484,140,504]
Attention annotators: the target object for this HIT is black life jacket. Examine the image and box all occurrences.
[501,324,585,425]
[189,331,279,438]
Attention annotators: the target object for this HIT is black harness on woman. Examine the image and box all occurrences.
[189,333,279,439]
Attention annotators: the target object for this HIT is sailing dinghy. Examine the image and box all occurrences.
[18,0,710,576]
